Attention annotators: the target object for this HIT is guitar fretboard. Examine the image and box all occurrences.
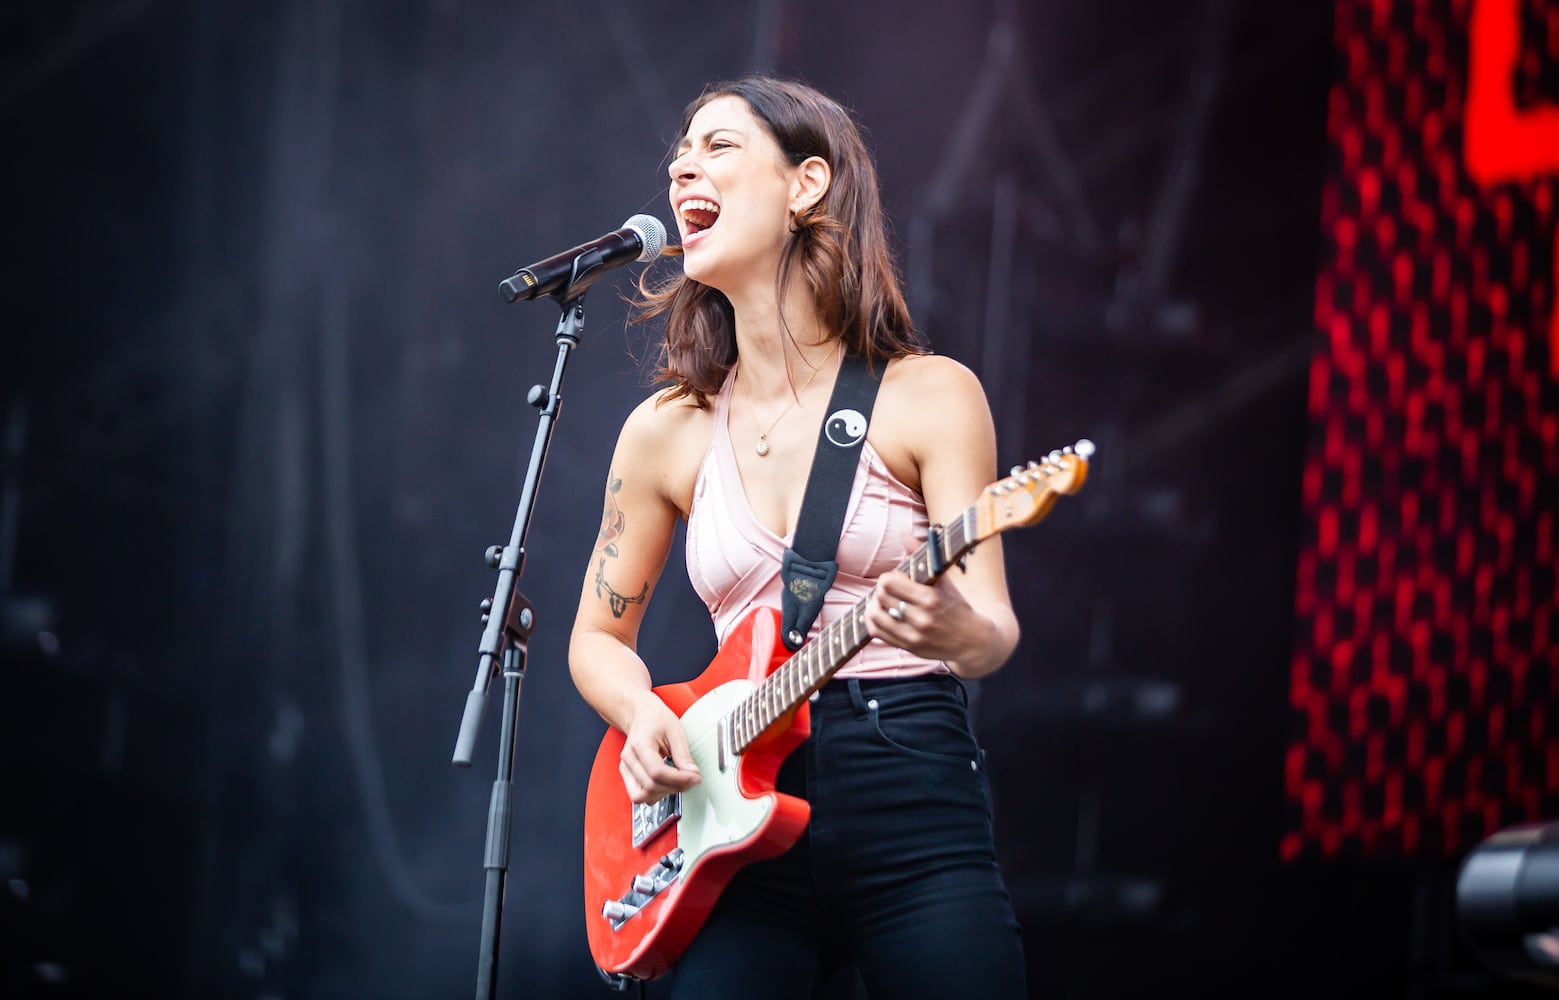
[727,507,977,753]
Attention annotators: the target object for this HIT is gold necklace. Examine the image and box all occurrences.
[741,357,826,457]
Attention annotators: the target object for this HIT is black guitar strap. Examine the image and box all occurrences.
[780,351,882,651]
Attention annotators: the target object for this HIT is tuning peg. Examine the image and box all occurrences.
[1010,465,1023,476]
[1075,438,1095,458]
[1048,450,1063,463]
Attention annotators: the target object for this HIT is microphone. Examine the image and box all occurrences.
[500,214,668,303]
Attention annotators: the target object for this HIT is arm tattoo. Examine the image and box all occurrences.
[593,475,646,617]
[597,477,625,557]
[594,558,648,618]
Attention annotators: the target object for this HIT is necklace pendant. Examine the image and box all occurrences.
[755,435,770,457]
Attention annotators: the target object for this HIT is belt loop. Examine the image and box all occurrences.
[950,673,969,709]
[846,677,869,717]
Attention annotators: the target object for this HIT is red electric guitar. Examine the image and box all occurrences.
[582,442,1093,981]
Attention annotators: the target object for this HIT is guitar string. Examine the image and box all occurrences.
[685,503,994,763]
[670,508,989,767]
[669,521,965,766]
[672,488,1029,775]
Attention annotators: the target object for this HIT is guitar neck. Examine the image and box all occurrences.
[727,510,976,755]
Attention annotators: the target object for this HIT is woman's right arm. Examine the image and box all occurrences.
[569,394,702,803]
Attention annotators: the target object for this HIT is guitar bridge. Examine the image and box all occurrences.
[631,793,681,848]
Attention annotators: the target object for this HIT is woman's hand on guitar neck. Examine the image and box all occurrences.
[619,690,702,805]
[866,570,1016,679]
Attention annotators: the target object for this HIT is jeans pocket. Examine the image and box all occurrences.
[864,691,982,770]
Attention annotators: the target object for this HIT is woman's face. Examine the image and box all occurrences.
[668,95,798,294]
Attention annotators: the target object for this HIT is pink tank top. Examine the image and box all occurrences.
[684,371,950,679]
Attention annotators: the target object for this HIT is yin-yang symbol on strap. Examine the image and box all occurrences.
[825,408,868,448]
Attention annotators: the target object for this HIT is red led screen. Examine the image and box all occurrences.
[1285,0,1559,860]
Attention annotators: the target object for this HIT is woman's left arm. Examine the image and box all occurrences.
[866,356,1020,679]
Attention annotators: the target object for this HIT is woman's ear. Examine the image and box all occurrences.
[790,155,832,215]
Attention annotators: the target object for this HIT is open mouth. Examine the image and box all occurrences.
[680,198,720,237]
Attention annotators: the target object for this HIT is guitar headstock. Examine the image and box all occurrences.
[973,439,1093,538]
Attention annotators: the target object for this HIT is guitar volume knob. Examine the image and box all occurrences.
[602,900,639,922]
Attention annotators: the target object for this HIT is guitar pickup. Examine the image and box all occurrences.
[631,794,681,848]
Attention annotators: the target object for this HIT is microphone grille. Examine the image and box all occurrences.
[623,214,667,263]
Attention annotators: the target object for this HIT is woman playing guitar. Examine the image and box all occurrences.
[569,75,1028,998]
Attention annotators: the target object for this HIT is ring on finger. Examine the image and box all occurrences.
[888,599,907,621]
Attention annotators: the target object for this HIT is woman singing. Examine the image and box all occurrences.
[569,74,1027,998]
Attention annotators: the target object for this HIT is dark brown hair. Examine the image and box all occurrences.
[634,75,925,406]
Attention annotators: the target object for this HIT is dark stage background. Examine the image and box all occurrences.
[2,1,1555,998]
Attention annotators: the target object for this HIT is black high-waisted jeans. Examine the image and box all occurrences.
[667,674,1027,999]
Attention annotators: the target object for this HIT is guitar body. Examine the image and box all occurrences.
[583,606,810,981]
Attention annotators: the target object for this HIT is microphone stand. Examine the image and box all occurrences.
[452,250,605,1000]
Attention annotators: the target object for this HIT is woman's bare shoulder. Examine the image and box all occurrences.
[617,386,714,516]
[878,354,990,429]
[621,386,706,437]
